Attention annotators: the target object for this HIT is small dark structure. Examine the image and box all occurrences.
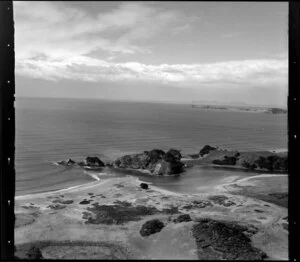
[140,183,149,190]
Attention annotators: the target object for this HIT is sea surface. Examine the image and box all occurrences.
[16,97,287,196]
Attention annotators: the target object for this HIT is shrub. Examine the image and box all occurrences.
[255,155,287,171]
[148,149,165,163]
[140,219,165,237]
[165,149,182,161]
[26,246,43,260]
[212,156,236,165]
[173,214,192,223]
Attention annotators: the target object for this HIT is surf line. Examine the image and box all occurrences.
[15,179,108,201]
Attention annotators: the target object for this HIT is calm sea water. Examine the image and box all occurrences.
[15,97,287,195]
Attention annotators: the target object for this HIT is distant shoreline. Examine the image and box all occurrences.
[16,96,287,109]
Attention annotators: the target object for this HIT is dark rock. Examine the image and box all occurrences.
[140,219,165,237]
[199,145,216,157]
[140,183,149,189]
[57,158,76,166]
[85,157,105,167]
[173,214,192,223]
[26,246,43,260]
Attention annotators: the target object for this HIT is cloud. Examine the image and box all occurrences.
[14,1,192,61]
[16,54,288,88]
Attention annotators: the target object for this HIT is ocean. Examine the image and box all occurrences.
[15,97,287,196]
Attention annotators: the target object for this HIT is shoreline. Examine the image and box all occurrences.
[15,171,288,201]
[15,179,108,201]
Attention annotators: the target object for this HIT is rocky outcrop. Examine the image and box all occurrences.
[56,157,105,168]
[113,149,184,175]
[199,145,216,157]
[85,157,105,167]
[57,158,76,166]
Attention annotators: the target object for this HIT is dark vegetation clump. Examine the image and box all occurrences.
[162,206,180,214]
[173,214,192,223]
[212,155,237,165]
[192,219,267,260]
[208,195,236,207]
[182,200,213,210]
[168,161,184,174]
[147,149,166,163]
[79,199,91,205]
[47,204,66,210]
[255,155,288,172]
[140,183,149,190]
[52,199,74,205]
[268,192,288,200]
[241,161,257,170]
[163,149,182,161]
[83,202,160,225]
[199,145,216,157]
[26,246,43,260]
[282,222,288,231]
[140,219,165,237]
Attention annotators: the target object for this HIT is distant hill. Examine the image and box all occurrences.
[191,104,287,114]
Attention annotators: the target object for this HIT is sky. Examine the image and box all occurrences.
[14,1,288,106]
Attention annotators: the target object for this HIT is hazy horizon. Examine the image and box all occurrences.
[14,2,288,107]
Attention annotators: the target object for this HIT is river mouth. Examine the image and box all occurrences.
[86,166,259,194]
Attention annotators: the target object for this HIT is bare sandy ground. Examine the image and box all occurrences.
[15,174,288,260]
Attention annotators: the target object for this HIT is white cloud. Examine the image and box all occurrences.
[16,54,288,88]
